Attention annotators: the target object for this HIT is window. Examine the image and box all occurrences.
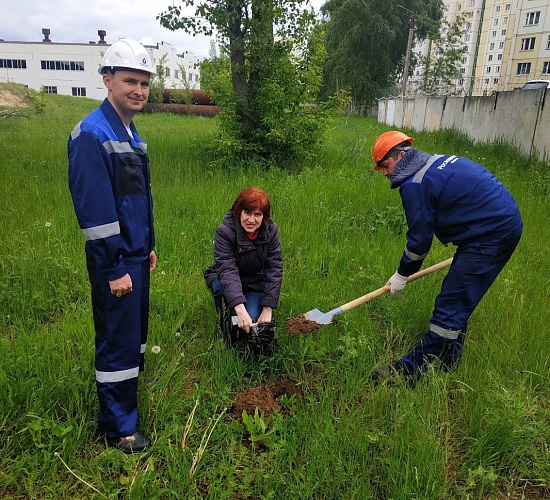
[468,0,475,6]
[71,87,86,97]
[488,55,494,62]
[525,11,540,26]
[501,29,506,36]
[493,78,499,84]
[457,3,462,10]
[499,41,504,49]
[493,18,499,26]
[495,66,500,73]
[174,69,179,79]
[460,68,466,74]
[547,35,550,50]
[492,31,497,37]
[543,62,550,75]
[462,56,468,64]
[505,4,510,11]
[498,54,503,61]
[465,34,471,42]
[490,43,495,50]
[44,86,58,94]
[165,67,170,77]
[459,79,464,85]
[517,62,531,75]
[496,5,500,12]
[466,22,472,30]
[486,66,492,74]
[520,38,536,51]
[0,59,27,69]
[40,60,84,70]
[503,16,508,24]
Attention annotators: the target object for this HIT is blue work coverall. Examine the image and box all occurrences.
[68,99,155,438]
[393,154,522,375]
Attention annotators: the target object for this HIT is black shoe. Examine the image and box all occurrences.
[107,432,151,454]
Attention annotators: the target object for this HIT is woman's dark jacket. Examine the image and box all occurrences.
[203,212,283,309]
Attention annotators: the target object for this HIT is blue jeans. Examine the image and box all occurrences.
[209,278,264,321]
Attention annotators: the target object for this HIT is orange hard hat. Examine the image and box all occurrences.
[372,131,414,170]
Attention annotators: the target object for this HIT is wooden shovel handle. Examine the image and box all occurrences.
[340,257,453,313]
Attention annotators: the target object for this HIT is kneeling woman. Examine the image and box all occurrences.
[203,187,283,352]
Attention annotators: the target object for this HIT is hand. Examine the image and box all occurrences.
[386,272,408,295]
[109,273,133,298]
[149,250,157,271]
[257,307,273,324]
[234,304,254,333]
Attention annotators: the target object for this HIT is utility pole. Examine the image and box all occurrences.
[398,5,415,97]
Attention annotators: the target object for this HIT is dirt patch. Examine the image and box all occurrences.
[0,88,27,108]
[229,378,301,420]
[286,315,326,335]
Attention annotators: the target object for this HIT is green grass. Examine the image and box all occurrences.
[0,86,549,499]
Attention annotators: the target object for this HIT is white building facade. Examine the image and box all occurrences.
[0,29,200,100]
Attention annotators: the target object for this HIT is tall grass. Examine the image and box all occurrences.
[0,89,549,499]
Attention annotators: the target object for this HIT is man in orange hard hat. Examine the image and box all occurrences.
[371,130,522,385]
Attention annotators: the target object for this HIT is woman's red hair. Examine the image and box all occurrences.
[231,186,271,224]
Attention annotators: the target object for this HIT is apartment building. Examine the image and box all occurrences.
[0,29,200,100]
[405,0,550,96]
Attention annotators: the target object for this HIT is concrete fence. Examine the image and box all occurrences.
[377,89,550,161]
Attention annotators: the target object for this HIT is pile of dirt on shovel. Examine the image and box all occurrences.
[286,315,325,335]
[228,379,301,420]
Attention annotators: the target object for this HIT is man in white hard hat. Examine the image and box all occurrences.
[68,39,157,453]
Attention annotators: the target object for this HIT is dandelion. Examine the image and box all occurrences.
[175,331,181,337]
[151,345,161,354]
[45,221,52,227]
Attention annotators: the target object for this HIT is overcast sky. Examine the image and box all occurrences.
[0,0,324,61]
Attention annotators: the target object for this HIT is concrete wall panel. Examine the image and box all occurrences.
[424,97,445,131]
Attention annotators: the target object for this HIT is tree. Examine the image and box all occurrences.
[419,15,468,95]
[320,0,443,106]
[158,0,344,169]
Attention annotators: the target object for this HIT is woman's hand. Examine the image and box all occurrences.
[257,306,273,324]
[234,304,254,333]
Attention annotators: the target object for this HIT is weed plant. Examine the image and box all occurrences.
[0,89,549,499]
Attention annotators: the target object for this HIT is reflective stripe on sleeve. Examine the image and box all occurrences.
[96,367,139,384]
[140,343,146,354]
[82,221,120,241]
[429,323,462,340]
[404,248,429,261]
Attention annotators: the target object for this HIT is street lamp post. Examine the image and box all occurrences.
[398,5,416,97]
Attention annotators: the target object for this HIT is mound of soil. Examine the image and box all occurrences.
[229,379,301,420]
[286,315,325,335]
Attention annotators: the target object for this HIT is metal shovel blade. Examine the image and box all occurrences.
[303,306,344,325]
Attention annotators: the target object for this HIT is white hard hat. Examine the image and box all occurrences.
[98,39,156,76]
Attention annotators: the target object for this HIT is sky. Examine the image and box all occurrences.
[0,0,324,61]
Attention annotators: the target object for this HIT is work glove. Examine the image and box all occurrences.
[386,271,408,294]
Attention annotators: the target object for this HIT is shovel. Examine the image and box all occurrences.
[287,257,453,334]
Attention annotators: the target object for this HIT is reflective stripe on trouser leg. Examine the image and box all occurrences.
[87,257,150,438]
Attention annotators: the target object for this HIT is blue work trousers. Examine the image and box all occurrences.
[398,228,522,375]
[86,255,150,438]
